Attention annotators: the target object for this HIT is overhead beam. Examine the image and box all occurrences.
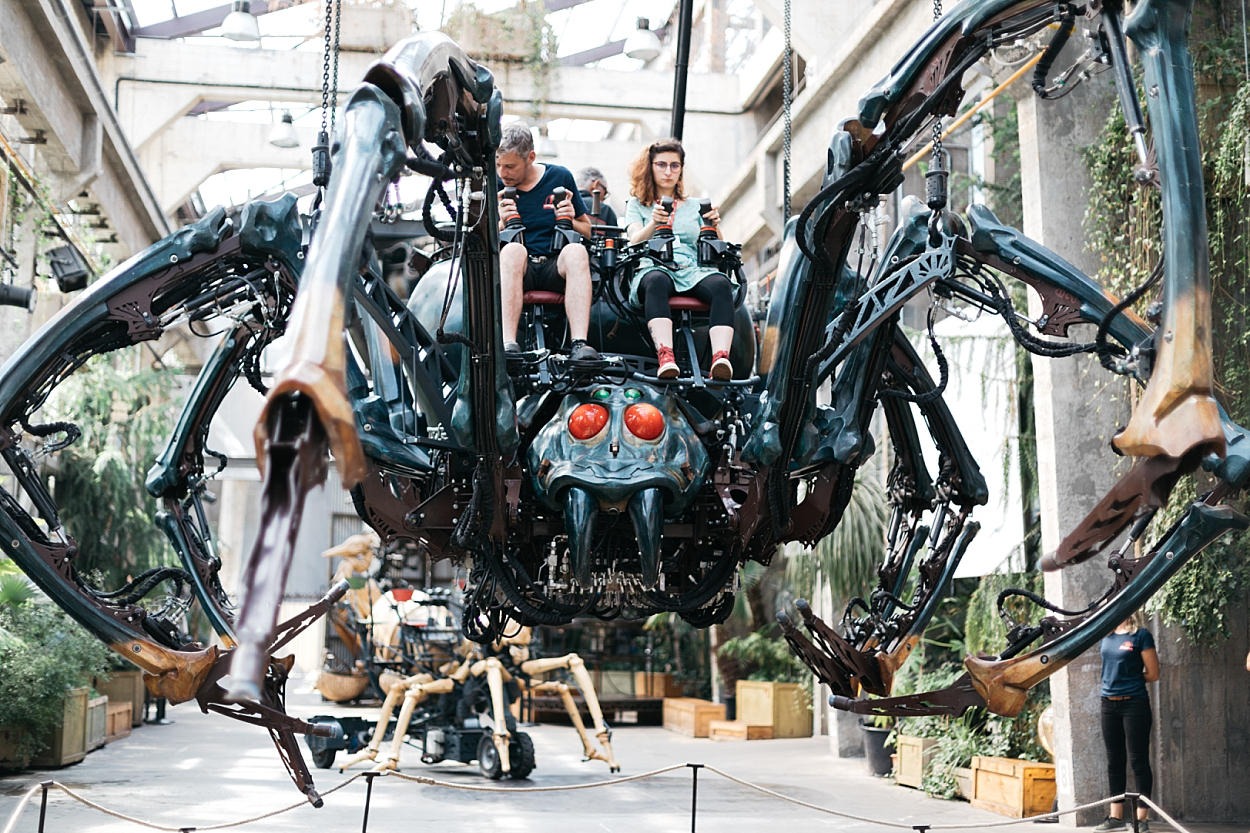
[0,0,169,258]
[131,0,280,39]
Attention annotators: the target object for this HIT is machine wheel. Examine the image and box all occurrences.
[477,731,505,779]
[309,747,337,769]
[508,732,535,779]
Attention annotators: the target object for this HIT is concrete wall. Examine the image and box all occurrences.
[1020,57,1250,825]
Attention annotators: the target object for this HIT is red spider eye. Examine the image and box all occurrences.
[568,403,609,440]
[624,403,665,440]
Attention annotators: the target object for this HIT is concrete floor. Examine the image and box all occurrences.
[0,676,1241,833]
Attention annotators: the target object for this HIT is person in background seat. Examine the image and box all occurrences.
[576,166,618,227]
[496,124,599,362]
[623,138,735,380]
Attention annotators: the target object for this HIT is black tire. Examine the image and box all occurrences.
[477,731,504,779]
[508,732,535,779]
[310,746,337,769]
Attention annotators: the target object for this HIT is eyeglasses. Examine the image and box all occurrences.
[652,161,683,171]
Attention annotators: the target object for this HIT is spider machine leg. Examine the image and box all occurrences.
[523,654,619,771]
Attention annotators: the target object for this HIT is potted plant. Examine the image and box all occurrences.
[0,572,112,768]
[861,714,896,776]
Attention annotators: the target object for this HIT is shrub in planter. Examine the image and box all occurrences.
[0,585,112,765]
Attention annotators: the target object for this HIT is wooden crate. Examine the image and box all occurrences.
[595,670,635,698]
[634,672,684,697]
[94,670,145,728]
[85,695,108,751]
[954,766,974,800]
[105,703,132,743]
[895,735,938,788]
[708,720,773,741]
[735,681,812,738]
[0,725,30,769]
[662,697,725,737]
[971,757,1057,818]
[32,687,88,767]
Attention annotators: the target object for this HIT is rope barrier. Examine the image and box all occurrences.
[0,781,45,833]
[381,761,687,792]
[0,765,1207,833]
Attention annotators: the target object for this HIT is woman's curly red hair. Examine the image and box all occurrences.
[628,138,687,206]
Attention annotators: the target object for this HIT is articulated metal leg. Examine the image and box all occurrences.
[339,678,413,771]
[471,657,513,774]
[521,653,619,771]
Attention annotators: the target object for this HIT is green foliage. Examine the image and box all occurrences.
[887,578,1051,799]
[46,354,181,587]
[0,573,35,608]
[641,612,712,698]
[978,100,1024,229]
[0,598,112,759]
[964,570,1044,657]
[1146,483,1250,642]
[716,627,810,684]
[783,476,888,607]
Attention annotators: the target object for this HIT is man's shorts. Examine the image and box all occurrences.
[523,256,565,293]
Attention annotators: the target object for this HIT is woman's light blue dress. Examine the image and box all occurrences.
[623,198,730,305]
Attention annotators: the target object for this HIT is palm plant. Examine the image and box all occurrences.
[45,353,181,587]
[782,476,889,613]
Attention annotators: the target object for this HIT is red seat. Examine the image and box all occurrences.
[523,290,565,305]
[669,295,710,312]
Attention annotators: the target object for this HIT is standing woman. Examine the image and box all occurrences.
[624,139,736,380]
[1094,613,1159,832]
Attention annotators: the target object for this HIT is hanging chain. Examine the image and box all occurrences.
[925,0,949,211]
[312,0,341,190]
[781,0,793,222]
[930,0,944,161]
[331,0,342,135]
[318,0,333,139]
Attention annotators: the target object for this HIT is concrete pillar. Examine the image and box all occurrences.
[1018,75,1129,825]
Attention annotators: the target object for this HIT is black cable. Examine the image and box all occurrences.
[1031,15,1075,99]
[1094,258,1161,372]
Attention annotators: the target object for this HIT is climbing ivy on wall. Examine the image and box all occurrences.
[1081,9,1250,643]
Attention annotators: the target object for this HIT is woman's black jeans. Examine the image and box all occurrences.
[1100,695,1153,799]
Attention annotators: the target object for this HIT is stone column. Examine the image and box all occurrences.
[1018,75,1129,825]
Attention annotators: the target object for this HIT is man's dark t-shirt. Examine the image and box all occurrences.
[579,190,619,226]
[1099,627,1155,698]
[513,164,587,254]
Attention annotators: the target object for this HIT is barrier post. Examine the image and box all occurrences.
[687,763,704,833]
[36,782,51,833]
[361,771,379,833]
[1126,793,1141,832]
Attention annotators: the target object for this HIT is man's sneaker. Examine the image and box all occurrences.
[568,339,600,362]
[1133,820,1150,833]
[656,346,679,379]
[1093,818,1127,832]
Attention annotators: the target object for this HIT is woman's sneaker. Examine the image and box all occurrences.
[656,346,679,379]
[710,350,733,381]
[568,339,600,362]
[1093,818,1127,832]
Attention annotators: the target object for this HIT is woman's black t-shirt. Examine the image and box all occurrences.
[1099,627,1155,698]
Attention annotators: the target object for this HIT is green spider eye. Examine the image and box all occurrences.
[624,388,643,401]
[592,388,612,401]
